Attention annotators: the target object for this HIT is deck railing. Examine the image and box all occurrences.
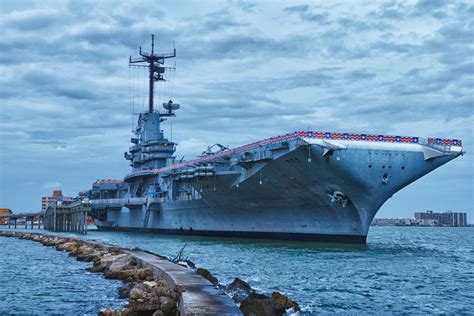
[113,130,462,180]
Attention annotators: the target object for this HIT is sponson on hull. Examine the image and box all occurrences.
[89,36,463,243]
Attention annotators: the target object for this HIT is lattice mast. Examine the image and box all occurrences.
[129,34,176,113]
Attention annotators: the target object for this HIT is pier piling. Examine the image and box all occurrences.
[43,201,90,234]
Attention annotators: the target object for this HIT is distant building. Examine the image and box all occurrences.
[0,208,12,224]
[41,190,73,212]
[414,210,468,227]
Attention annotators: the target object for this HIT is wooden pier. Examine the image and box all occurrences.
[0,213,43,229]
[43,201,90,234]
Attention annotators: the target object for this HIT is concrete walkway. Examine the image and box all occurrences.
[126,250,241,315]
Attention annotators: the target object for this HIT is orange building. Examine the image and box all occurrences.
[0,208,12,224]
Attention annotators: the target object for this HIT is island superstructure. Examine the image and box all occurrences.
[88,36,463,243]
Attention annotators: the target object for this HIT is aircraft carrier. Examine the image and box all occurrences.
[89,36,463,243]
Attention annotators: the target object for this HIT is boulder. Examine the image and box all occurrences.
[74,245,94,256]
[143,281,157,287]
[137,268,153,280]
[107,269,136,281]
[152,278,174,297]
[138,278,173,297]
[107,268,153,282]
[117,282,135,299]
[225,279,301,315]
[104,255,136,279]
[19,233,31,239]
[40,237,61,246]
[98,308,130,316]
[129,283,161,313]
[56,241,78,252]
[32,235,43,242]
[271,292,300,312]
[226,278,254,303]
[240,293,276,316]
[77,250,106,262]
[239,291,301,315]
[69,243,86,255]
[196,267,219,285]
[91,253,129,273]
[159,296,177,316]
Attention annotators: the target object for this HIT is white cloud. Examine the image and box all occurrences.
[43,182,61,189]
[177,138,208,158]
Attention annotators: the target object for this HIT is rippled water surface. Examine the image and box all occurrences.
[0,235,126,315]
[1,226,473,314]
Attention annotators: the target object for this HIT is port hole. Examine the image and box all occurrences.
[368,165,372,168]
[401,166,405,170]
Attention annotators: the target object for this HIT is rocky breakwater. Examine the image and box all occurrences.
[0,231,301,316]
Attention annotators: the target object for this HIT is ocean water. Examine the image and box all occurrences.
[0,235,126,315]
[0,226,473,314]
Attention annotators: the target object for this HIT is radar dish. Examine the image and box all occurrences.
[163,100,180,111]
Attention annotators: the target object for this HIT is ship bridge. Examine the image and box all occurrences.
[125,35,179,172]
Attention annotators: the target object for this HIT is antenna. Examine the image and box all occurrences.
[129,34,176,113]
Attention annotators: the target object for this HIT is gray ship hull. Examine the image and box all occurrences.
[92,140,461,243]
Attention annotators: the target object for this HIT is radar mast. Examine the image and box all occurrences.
[129,34,177,113]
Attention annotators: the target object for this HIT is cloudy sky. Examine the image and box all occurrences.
[0,0,472,221]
